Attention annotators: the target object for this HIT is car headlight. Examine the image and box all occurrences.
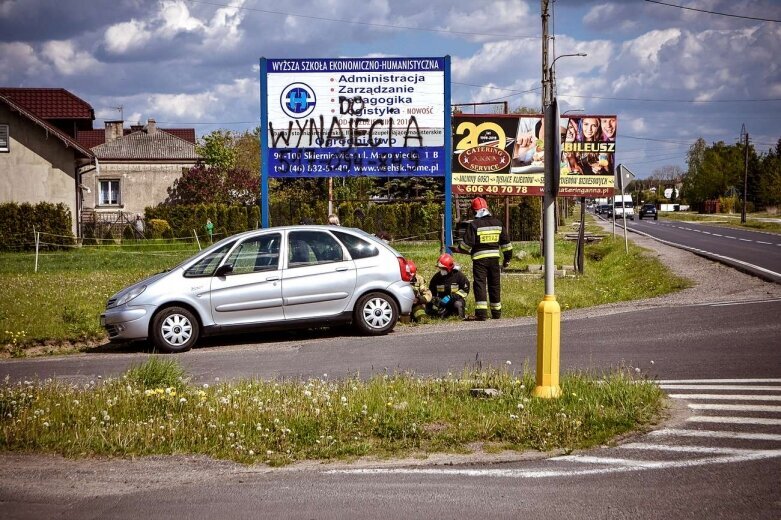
[115,285,146,307]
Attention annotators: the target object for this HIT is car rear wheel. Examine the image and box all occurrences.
[354,292,398,335]
[151,306,199,353]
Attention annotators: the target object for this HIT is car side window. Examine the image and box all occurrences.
[288,231,344,267]
[183,241,236,277]
[224,233,281,275]
[331,230,379,260]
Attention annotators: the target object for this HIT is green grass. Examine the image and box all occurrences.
[0,224,690,355]
[0,359,665,466]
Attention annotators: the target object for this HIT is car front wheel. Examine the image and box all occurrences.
[151,306,199,353]
[354,292,398,335]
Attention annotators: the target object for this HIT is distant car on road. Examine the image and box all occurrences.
[597,204,612,215]
[101,226,415,353]
[639,204,658,220]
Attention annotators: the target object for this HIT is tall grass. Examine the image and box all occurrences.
[0,360,664,466]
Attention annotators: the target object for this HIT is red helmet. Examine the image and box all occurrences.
[471,197,488,211]
[406,259,417,276]
[437,253,455,272]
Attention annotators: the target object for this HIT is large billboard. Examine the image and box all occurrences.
[452,114,617,197]
[262,57,447,178]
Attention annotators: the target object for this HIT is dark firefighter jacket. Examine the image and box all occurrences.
[459,214,513,262]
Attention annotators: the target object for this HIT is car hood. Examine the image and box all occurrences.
[108,269,176,304]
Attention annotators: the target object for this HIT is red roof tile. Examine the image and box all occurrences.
[76,128,197,149]
[0,88,94,120]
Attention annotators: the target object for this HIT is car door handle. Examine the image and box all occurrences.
[266,276,280,281]
[335,267,349,272]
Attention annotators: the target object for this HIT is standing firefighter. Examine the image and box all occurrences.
[459,197,512,320]
[426,253,470,319]
[407,260,432,322]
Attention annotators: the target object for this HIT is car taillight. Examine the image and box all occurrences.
[398,257,413,282]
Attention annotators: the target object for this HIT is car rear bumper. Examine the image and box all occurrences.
[388,281,415,314]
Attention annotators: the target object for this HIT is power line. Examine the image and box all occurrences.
[644,0,781,23]
[560,93,781,103]
[186,0,539,40]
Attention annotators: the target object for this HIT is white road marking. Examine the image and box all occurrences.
[687,415,781,426]
[757,241,771,245]
[327,451,781,479]
[739,238,752,242]
[725,236,736,239]
[669,394,781,401]
[649,428,781,441]
[687,403,781,412]
[658,379,781,384]
[619,443,762,455]
[713,233,723,237]
[659,385,781,391]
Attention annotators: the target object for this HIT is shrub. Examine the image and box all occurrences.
[0,201,74,251]
[147,219,172,239]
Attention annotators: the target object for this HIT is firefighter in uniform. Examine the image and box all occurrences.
[426,253,470,319]
[407,260,432,322]
[458,197,512,320]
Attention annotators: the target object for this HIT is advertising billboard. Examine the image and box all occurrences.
[262,57,447,178]
[452,114,617,197]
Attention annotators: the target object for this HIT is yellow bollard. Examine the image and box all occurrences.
[533,294,562,399]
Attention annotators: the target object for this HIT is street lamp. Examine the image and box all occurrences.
[534,50,587,399]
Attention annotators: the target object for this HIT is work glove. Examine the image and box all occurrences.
[430,297,441,307]
[502,260,510,269]
[440,295,451,306]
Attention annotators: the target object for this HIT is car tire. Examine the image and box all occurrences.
[353,292,398,335]
[151,306,199,353]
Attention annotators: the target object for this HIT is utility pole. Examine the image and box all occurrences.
[534,0,562,399]
[741,124,749,224]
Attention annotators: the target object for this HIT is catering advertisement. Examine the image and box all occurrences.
[451,114,617,197]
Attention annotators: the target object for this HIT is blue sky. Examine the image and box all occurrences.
[1,0,779,178]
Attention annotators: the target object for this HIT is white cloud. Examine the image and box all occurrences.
[104,19,152,54]
[0,43,45,82]
[41,40,100,75]
[158,0,203,32]
[147,91,217,119]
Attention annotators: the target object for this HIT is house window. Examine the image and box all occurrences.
[99,179,121,206]
[0,124,8,153]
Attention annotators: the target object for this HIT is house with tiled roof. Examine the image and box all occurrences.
[0,87,200,237]
[0,91,94,236]
[80,119,200,219]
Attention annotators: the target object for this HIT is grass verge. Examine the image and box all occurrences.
[0,220,690,356]
[660,212,781,233]
[0,359,664,466]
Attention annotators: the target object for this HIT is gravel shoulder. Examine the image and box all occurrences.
[2,224,780,499]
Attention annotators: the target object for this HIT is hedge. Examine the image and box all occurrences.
[0,202,74,251]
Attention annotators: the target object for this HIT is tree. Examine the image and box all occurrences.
[197,130,238,170]
[166,164,259,206]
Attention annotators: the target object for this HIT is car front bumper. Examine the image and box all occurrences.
[101,305,153,341]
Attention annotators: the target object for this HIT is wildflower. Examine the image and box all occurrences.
[506,360,512,365]
[340,396,347,404]
[510,414,518,419]
[266,450,273,456]
[203,383,209,389]
[634,367,641,373]
[179,397,187,403]
[304,390,312,398]
[517,403,524,410]
[249,450,255,456]
[43,422,49,427]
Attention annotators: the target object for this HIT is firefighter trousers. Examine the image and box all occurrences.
[472,257,502,319]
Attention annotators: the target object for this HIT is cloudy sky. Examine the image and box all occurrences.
[2,0,779,178]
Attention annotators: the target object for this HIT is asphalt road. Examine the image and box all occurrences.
[620,217,781,283]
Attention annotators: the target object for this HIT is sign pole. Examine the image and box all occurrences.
[259,58,269,228]
[444,55,453,251]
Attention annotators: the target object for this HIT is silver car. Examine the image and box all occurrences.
[101,225,415,353]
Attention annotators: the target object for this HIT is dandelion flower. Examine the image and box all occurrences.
[179,397,187,403]
[506,360,512,365]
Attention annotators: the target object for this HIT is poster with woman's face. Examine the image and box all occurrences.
[560,115,617,178]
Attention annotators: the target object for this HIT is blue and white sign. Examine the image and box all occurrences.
[261,57,449,179]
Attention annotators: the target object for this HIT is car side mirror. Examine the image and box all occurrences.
[214,264,233,277]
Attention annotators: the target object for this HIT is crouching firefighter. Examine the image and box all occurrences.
[458,197,512,320]
[426,253,470,319]
[407,260,432,322]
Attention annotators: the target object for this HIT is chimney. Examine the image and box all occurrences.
[146,119,157,134]
[130,123,143,132]
[105,120,124,142]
